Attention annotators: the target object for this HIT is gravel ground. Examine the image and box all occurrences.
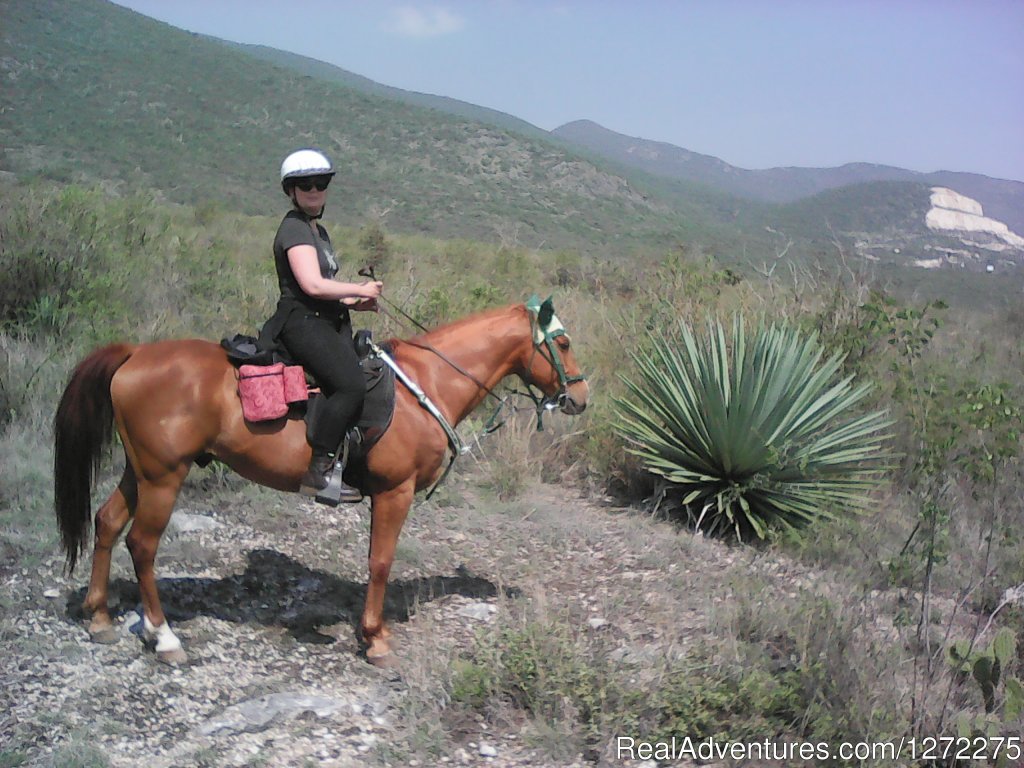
[0,475,853,768]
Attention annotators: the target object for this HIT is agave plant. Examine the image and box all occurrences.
[615,316,892,539]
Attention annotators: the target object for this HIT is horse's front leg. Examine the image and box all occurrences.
[362,480,414,665]
[83,466,137,643]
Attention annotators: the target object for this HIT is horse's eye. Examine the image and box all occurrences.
[557,337,571,351]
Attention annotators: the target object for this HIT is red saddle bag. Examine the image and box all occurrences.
[238,363,308,422]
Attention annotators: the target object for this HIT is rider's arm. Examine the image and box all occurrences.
[287,245,382,302]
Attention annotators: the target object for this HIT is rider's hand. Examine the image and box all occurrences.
[361,280,383,300]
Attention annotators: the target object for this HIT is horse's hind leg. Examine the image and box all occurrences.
[125,469,188,665]
[82,463,137,644]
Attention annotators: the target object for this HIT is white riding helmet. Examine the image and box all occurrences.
[280,148,335,191]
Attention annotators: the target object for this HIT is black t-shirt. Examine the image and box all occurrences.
[272,210,346,321]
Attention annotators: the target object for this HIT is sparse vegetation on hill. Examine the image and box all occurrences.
[8,0,1022,286]
[227,42,553,144]
[2,1,1024,763]
[554,119,1024,235]
[0,0,707,255]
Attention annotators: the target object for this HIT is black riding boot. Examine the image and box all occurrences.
[300,450,336,494]
[300,438,362,505]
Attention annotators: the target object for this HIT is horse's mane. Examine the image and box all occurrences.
[387,302,527,350]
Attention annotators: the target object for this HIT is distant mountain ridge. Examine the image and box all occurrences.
[552,120,1024,235]
[2,0,1021,284]
[231,45,1024,266]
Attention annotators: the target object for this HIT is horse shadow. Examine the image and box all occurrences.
[67,548,519,646]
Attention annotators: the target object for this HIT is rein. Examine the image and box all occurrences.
[375,303,515,433]
[376,299,580,434]
[359,270,583,493]
[362,266,508,409]
[369,283,554,431]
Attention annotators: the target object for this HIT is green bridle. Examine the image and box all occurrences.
[524,294,586,428]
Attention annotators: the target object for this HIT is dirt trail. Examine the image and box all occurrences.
[0,479,824,767]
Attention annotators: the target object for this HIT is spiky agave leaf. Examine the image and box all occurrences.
[615,316,892,539]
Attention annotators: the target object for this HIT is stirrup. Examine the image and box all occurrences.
[315,435,363,506]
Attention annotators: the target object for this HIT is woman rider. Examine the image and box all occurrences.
[259,148,383,502]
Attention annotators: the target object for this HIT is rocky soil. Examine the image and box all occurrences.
[0,473,875,768]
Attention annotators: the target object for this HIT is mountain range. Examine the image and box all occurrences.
[552,120,1024,237]
[2,0,1022,278]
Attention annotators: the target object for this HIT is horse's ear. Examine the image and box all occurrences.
[538,297,555,328]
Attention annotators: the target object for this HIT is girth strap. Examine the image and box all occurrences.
[366,339,468,499]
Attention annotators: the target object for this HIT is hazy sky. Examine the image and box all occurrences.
[111,1,1024,182]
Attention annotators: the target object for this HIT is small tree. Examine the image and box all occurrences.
[615,316,893,539]
[358,221,392,270]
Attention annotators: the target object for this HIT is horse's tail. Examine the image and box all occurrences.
[54,343,135,574]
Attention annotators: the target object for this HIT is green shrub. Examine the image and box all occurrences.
[730,590,903,739]
[644,662,806,744]
[616,316,893,539]
[52,740,110,768]
[448,600,898,761]
[449,617,644,756]
[0,184,159,341]
[0,186,102,332]
[0,751,29,768]
[357,221,392,270]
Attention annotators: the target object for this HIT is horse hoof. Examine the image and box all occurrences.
[89,626,119,645]
[366,650,400,670]
[157,648,188,666]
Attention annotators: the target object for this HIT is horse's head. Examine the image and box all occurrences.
[521,295,589,416]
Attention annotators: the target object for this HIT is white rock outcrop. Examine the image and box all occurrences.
[925,187,1024,248]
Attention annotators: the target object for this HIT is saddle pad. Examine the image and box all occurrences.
[303,357,397,458]
[355,357,397,450]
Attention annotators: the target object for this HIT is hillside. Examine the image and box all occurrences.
[226,43,554,144]
[553,120,1024,235]
[2,0,1021,289]
[0,0,718,255]
[1,476,920,767]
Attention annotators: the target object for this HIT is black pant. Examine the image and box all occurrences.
[279,313,364,453]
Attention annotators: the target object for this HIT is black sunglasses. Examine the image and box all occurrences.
[293,176,331,192]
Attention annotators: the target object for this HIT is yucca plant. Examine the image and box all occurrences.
[615,316,893,539]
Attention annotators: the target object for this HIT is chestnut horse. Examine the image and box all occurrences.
[54,300,588,665]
